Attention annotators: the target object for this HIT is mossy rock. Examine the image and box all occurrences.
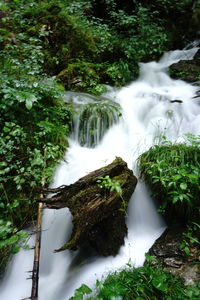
[57,62,106,94]
[148,226,200,286]
[169,49,200,83]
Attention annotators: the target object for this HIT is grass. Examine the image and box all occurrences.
[69,263,200,300]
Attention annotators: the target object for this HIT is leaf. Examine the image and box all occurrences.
[6,235,19,245]
[184,246,190,256]
[76,284,92,295]
[25,98,33,110]
[152,274,167,292]
[180,183,187,190]
[25,94,37,110]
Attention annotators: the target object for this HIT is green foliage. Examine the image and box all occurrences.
[57,62,107,95]
[1,0,172,92]
[0,0,198,274]
[97,176,122,197]
[69,284,92,300]
[96,175,129,213]
[70,264,200,299]
[0,1,72,271]
[138,134,200,223]
[179,221,200,256]
[0,220,29,253]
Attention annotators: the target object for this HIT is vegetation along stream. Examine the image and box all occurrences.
[0,1,200,300]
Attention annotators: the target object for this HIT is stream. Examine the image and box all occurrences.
[0,46,200,300]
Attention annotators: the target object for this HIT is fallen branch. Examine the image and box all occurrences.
[30,195,43,300]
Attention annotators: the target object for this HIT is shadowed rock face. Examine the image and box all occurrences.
[41,157,137,256]
[169,49,200,83]
[148,227,200,285]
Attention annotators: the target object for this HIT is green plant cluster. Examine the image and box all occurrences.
[0,0,171,95]
[0,0,199,278]
[97,175,122,197]
[179,221,200,256]
[69,263,200,299]
[0,0,73,272]
[1,0,197,95]
[138,134,200,224]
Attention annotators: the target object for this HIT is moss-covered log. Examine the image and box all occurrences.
[40,157,137,256]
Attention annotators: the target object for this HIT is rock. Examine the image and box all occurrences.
[148,226,200,285]
[41,157,137,256]
[169,49,200,83]
[63,92,121,147]
[57,62,101,93]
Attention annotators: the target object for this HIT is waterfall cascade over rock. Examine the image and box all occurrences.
[0,47,200,300]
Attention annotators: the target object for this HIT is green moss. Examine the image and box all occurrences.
[0,245,12,278]
[57,62,106,95]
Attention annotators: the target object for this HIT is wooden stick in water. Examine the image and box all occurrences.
[30,190,44,299]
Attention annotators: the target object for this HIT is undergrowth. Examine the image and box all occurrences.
[69,263,200,299]
[0,0,199,276]
[0,1,72,273]
[138,134,200,224]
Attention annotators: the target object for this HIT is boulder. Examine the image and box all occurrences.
[148,226,200,285]
[41,157,137,256]
[169,49,200,83]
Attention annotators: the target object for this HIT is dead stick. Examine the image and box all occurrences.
[31,206,42,296]
[30,194,43,300]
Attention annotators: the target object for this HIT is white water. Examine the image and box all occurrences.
[1,47,200,300]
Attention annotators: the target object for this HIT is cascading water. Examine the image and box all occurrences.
[0,47,200,300]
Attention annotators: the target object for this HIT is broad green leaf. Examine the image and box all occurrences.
[25,94,37,110]
[6,235,19,245]
[152,274,167,292]
[25,99,33,110]
[180,183,187,190]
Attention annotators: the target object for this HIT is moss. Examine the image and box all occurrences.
[169,49,200,83]
[57,62,106,94]
[0,245,12,278]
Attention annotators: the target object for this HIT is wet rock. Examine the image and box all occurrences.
[148,226,200,285]
[40,157,137,256]
[169,49,200,83]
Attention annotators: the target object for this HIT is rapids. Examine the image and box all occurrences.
[0,47,200,300]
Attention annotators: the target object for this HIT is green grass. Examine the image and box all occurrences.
[69,263,200,299]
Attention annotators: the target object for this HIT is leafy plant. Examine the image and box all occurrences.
[69,284,92,300]
[97,175,122,197]
[96,175,129,214]
[70,263,200,300]
[179,221,200,256]
[138,134,200,223]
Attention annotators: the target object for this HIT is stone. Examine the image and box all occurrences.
[148,226,200,285]
[169,49,200,83]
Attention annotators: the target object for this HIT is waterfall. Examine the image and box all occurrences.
[0,47,199,300]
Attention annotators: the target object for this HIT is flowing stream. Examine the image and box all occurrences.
[0,47,200,300]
